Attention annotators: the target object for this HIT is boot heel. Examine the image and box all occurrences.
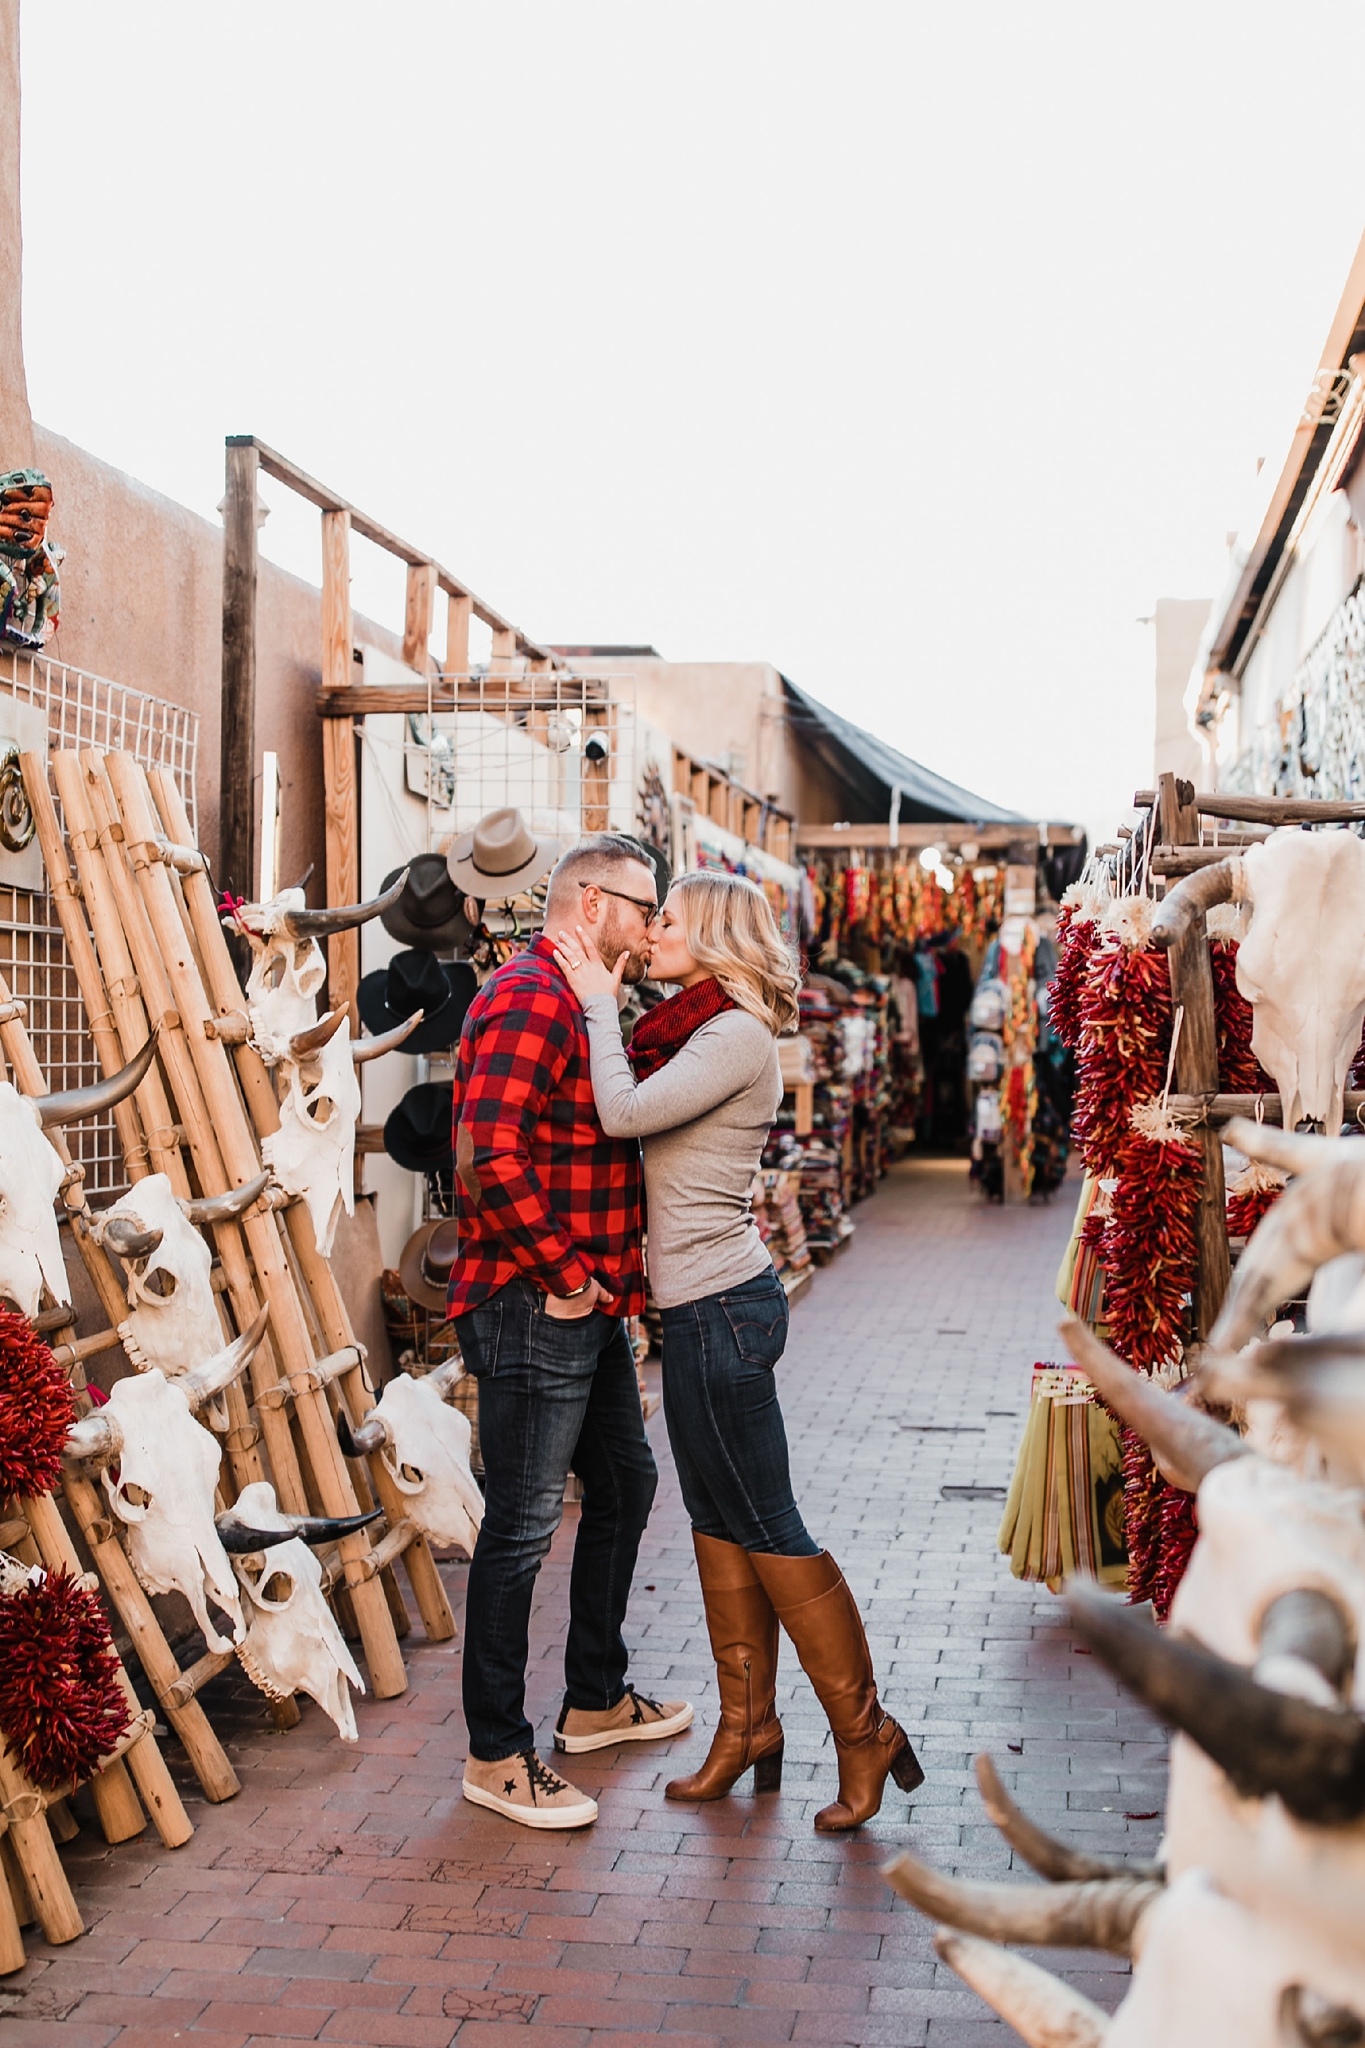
[891,1742,925,1795]
[752,1745,784,1793]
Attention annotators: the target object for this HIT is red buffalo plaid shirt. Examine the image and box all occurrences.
[446,934,645,1317]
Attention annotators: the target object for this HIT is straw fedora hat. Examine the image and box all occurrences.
[398,1217,462,1315]
[447,808,562,902]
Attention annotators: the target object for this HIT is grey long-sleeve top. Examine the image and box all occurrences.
[580,994,782,1310]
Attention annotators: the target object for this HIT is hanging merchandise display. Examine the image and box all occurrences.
[0,1565,131,1793]
[0,471,62,651]
[802,845,1007,972]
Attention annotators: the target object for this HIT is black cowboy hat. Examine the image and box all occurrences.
[383,1082,455,1174]
[379,854,479,953]
[357,950,476,1056]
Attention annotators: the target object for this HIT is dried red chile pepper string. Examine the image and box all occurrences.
[1072,937,1173,1176]
[1049,903,1099,1053]
[0,1305,75,1499]
[0,1566,130,1790]
[1209,939,1269,1094]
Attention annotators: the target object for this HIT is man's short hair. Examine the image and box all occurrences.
[547,834,657,900]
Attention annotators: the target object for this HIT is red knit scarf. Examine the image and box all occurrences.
[628,976,735,1078]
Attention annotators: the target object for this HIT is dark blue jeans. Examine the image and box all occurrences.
[455,1278,658,1762]
[659,1266,818,1558]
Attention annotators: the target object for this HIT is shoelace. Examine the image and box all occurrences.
[522,1750,569,1802]
[625,1686,665,1725]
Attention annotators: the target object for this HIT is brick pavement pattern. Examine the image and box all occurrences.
[4,1158,1166,2047]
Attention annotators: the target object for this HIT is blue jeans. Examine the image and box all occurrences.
[455,1278,658,1762]
[659,1266,818,1558]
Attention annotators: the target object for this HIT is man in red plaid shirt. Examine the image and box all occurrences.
[451,834,692,1829]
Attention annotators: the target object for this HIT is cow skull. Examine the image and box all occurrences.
[337,1359,483,1555]
[0,1034,158,1318]
[225,1483,367,1740]
[1154,830,1365,1135]
[229,874,408,1065]
[62,1307,270,1654]
[93,1170,271,1389]
[262,1016,362,1257]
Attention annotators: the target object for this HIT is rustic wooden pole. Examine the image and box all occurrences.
[221,437,260,901]
[20,1492,193,1849]
[1156,771,1231,1333]
[0,1741,80,1946]
[148,770,456,1647]
[105,755,408,1698]
[445,590,471,676]
[402,563,437,672]
[320,508,361,1022]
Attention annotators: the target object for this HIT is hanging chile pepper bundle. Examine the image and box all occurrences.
[1209,937,1285,1236]
[1050,891,1105,1053]
[0,1304,76,1498]
[0,1565,130,1790]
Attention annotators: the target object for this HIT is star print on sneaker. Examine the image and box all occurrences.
[554,1684,694,1753]
[461,1748,598,1829]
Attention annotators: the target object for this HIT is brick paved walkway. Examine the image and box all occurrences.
[5,1158,1166,2047]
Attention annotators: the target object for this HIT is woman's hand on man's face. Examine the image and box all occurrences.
[552,924,627,1004]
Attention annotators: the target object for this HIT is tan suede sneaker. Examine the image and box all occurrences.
[462,1749,598,1829]
[555,1685,695,1754]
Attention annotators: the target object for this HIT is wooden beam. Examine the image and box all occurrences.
[490,626,517,673]
[317,677,609,718]
[220,439,259,895]
[402,563,437,672]
[1156,771,1230,1334]
[320,510,360,1021]
[1136,788,1365,827]
[794,822,1078,851]
[445,590,471,676]
[1171,1091,1365,1127]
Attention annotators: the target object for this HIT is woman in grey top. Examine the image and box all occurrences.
[552,871,922,1833]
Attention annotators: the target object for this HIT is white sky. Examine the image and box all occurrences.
[18,2,1365,847]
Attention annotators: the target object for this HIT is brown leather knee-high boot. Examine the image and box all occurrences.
[750,1550,924,1832]
[665,1533,784,1802]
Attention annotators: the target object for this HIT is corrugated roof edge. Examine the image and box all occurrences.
[780,677,1026,824]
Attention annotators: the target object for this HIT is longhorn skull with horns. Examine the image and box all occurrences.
[217,1481,376,1740]
[63,1304,273,1653]
[228,873,408,1064]
[91,1169,271,1386]
[0,1032,158,1318]
[336,1358,483,1555]
[1152,828,1365,1136]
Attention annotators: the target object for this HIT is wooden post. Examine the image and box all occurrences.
[1156,771,1231,1334]
[445,591,471,676]
[490,625,516,673]
[221,437,260,898]
[583,706,610,834]
[402,563,437,672]
[321,509,360,1022]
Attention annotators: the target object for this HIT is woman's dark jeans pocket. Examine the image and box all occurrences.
[717,1275,790,1368]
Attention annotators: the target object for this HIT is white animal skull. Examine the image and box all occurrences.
[262,1019,362,1257]
[228,1484,365,1741]
[63,1310,269,1655]
[341,1362,483,1555]
[1155,830,1365,1135]
[229,875,409,1066]
[0,1084,68,1317]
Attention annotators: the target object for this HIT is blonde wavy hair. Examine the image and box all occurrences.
[669,871,801,1037]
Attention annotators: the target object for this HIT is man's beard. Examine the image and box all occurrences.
[598,908,652,986]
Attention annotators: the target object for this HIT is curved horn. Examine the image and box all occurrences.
[1224,1116,1351,1178]
[215,1504,382,1553]
[35,1032,158,1129]
[425,1356,465,1401]
[352,1012,424,1063]
[1149,856,1246,950]
[277,868,408,940]
[336,1407,391,1458]
[882,1851,1158,1957]
[100,1218,164,1261]
[1206,1154,1365,1356]
[179,1169,272,1227]
[931,1930,1110,2048]
[1060,1316,1246,1492]
[1068,1579,1365,1826]
[1259,1588,1356,1698]
[973,1755,1163,1885]
[287,1009,347,1061]
[62,1409,124,1466]
[178,1303,271,1411]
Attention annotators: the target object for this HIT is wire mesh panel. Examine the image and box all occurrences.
[0,648,199,1196]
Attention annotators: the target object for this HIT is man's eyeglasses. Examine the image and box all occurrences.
[582,881,660,927]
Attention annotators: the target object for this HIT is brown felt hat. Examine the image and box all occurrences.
[398,1217,462,1315]
[446,808,562,902]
